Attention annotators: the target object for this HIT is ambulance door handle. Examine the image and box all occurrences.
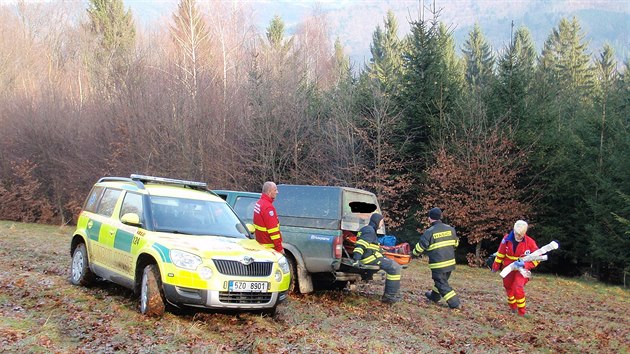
[109,230,115,236]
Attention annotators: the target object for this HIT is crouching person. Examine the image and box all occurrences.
[353,213,402,304]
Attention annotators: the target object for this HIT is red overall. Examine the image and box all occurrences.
[492,232,539,315]
[253,194,283,252]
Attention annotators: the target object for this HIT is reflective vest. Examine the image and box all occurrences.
[253,194,283,252]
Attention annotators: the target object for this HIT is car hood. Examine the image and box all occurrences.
[153,234,280,261]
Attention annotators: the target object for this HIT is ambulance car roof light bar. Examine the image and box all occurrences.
[130,174,208,190]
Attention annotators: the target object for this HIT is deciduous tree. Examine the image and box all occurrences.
[422,114,530,265]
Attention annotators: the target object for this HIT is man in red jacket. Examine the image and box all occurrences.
[253,181,284,253]
[492,220,539,316]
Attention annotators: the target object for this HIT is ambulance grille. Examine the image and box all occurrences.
[212,259,272,276]
[218,292,272,304]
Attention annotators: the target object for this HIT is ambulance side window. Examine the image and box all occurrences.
[84,186,104,213]
[97,188,121,217]
[120,192,143,221]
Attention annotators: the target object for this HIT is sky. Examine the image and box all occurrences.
[122,0,630,66]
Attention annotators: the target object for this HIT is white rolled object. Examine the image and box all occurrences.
[499,246,554,278]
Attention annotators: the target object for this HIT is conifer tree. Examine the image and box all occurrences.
[462,23,495,91]
[332,37,350,85]
[399,16,463,164]
[391,12,464,239]
[367,10,405,97]
[584,46,630,283]
[538,17,595,130]
[85,0,136,94]
[494,26,536,129]
[529,17,600,275]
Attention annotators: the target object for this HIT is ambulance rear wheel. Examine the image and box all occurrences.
[70,243,95,286]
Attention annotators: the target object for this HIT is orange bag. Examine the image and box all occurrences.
[384,252,410,265]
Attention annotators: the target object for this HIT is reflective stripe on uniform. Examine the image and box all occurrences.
[427,239,458,251]
[356,239,370,247]
[254,224,268,231]
[270,234,281,240]
[361,255,377,264]
[386,274,401,281]
[443,290,456,301]
[428,259,456,269]
[507,296,516,304]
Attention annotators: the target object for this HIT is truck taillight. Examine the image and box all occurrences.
[333,235,343,259]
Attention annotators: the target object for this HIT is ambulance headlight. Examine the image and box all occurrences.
[278,256,290,274]
[171,249,202,270]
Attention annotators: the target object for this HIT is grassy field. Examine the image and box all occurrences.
[1,220,628,353]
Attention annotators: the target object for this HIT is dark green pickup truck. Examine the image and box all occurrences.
[213,185,383,293]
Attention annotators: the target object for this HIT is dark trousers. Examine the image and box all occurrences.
[379,257,401,296]
[427,270,460,308]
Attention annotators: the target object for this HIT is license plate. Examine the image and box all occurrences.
[228,281,268,292]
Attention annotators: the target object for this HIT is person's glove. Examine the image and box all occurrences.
[491,263,499,273]
[514,259,525,268]
[351,259,361,268]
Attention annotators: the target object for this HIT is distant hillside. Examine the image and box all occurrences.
[452,9,629,63]
[122,0,629,68]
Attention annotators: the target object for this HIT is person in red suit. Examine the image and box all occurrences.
[492,220,539,316]
[253,181,284,253]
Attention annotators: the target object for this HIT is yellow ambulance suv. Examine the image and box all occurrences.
[70,174,290,316]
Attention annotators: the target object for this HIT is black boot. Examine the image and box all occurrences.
[425,290,440,303]
[381,293,401,304]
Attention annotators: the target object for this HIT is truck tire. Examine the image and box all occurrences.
[70,243,95,286]
[140,264,166,317]
[287,255,300,294]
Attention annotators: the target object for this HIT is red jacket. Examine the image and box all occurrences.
[253,194,283,252]
[492,231,539,271]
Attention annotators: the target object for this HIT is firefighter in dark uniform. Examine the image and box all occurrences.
[412,207,461,309]
[352,213,402,304]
